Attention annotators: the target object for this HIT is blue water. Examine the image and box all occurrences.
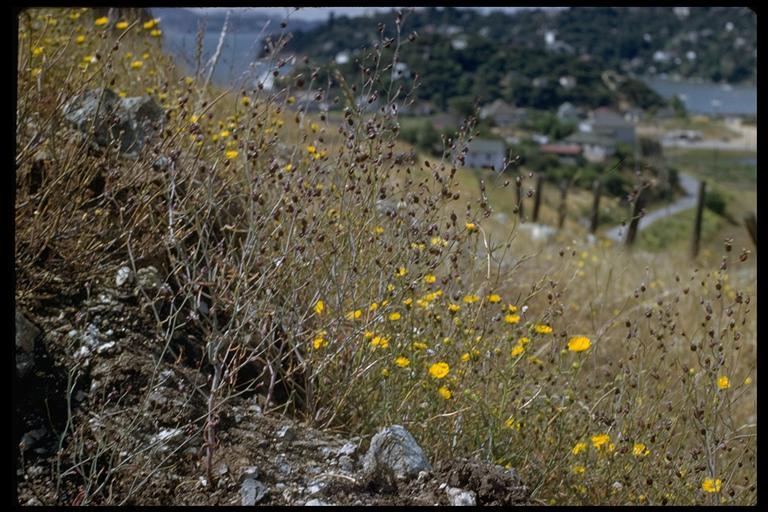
[643,77,756,116]
[151,8,297,89]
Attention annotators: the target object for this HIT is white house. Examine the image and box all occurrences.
[565,132,617,163]
[463,139,506,171]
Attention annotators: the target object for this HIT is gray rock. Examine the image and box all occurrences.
[305,498,331,506]
[240,466,259,482]
[445,487,477,507]
[25,498,43,506]
[135,266,162,293]
[62,88,164,157]
[115,266,134,287]
[20,427,48,452]
[15,310,40,378]
[240,478,268,506]
[338,455,355,473]
[337,442,357,457]
[276,425,296,442]
[446,486,476,506]
[275,454,291,475]
[306,479,327,497]
[152,155,171,171]
[362,425,431,481]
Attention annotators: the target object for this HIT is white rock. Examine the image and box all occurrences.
[115,266,133,287]
[446,486,477,506]
[362,425,432,481]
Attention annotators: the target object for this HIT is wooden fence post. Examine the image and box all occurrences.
[532,175,543,223]
[557,181,568,229]
[625,189,644,247]
[590,180,601,234]
[744,212,757,249]
[515,176,524,222]
[691,180,706,258]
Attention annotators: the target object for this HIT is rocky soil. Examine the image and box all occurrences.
[15,266,531,506]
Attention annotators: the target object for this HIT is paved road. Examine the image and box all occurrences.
[604,173,700,243]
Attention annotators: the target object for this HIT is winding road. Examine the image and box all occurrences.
[603,173,700,243]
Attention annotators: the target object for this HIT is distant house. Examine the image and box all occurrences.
[479,100,527,128]
[623,108,644,124]
[556,102,582,123]
[579,108,635,145]
[565,132,617,163]
[463,139,506,171]
[540,144,582,166]
[334,51,350,65]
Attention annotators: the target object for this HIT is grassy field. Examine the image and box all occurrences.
[15,8,756,506]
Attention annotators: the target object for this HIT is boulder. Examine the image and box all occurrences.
[361,425,431,481]
[62,88,164,157]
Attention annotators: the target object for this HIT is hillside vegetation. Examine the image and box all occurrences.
[15,8,756,506]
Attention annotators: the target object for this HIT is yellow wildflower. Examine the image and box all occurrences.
[94,16,109,26]
[424,274,437,284]
[395,356,410,368]
[75,35,86,44]
[508,305,518,313]
[448,304,461,313]
[306,145,317,154]
[346,310,363,320]
[511,344,524,357]
[461,353,470,362]
[429,362,450,379]
[567,336,591,353]
[373,226,384,235]
[438,386,452,399]
[396,267,407,277]
[283,163,293,172]
[717,376,731,390]
[702,478,722,493]
[32,47,44,57]
[571,442,587,455]
[572,465,586,475]
[632,443,650,457]
[591,433,611,450]
[312,330,328,350]
[130,60,144,69]
[487,294,502,303]
[371,336,389,349]
[518,337,530,346]
[115,21,128,30]
[463,294,479,304]
[225,150,239,160]
[389,312,401,321]
[381,367,390,377]
[143,19,157,30]
[534,324,553,334]
[313,300,325,315]
[241,96,251,106]
[465,222,477,232]
[150,29,162,37]
[413,342,428,351]
[504,314,520,324]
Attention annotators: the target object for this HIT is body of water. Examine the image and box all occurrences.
[151,8,302,89]
[643,77,756,116]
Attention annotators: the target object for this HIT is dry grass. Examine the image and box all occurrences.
[15,8,756,505]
